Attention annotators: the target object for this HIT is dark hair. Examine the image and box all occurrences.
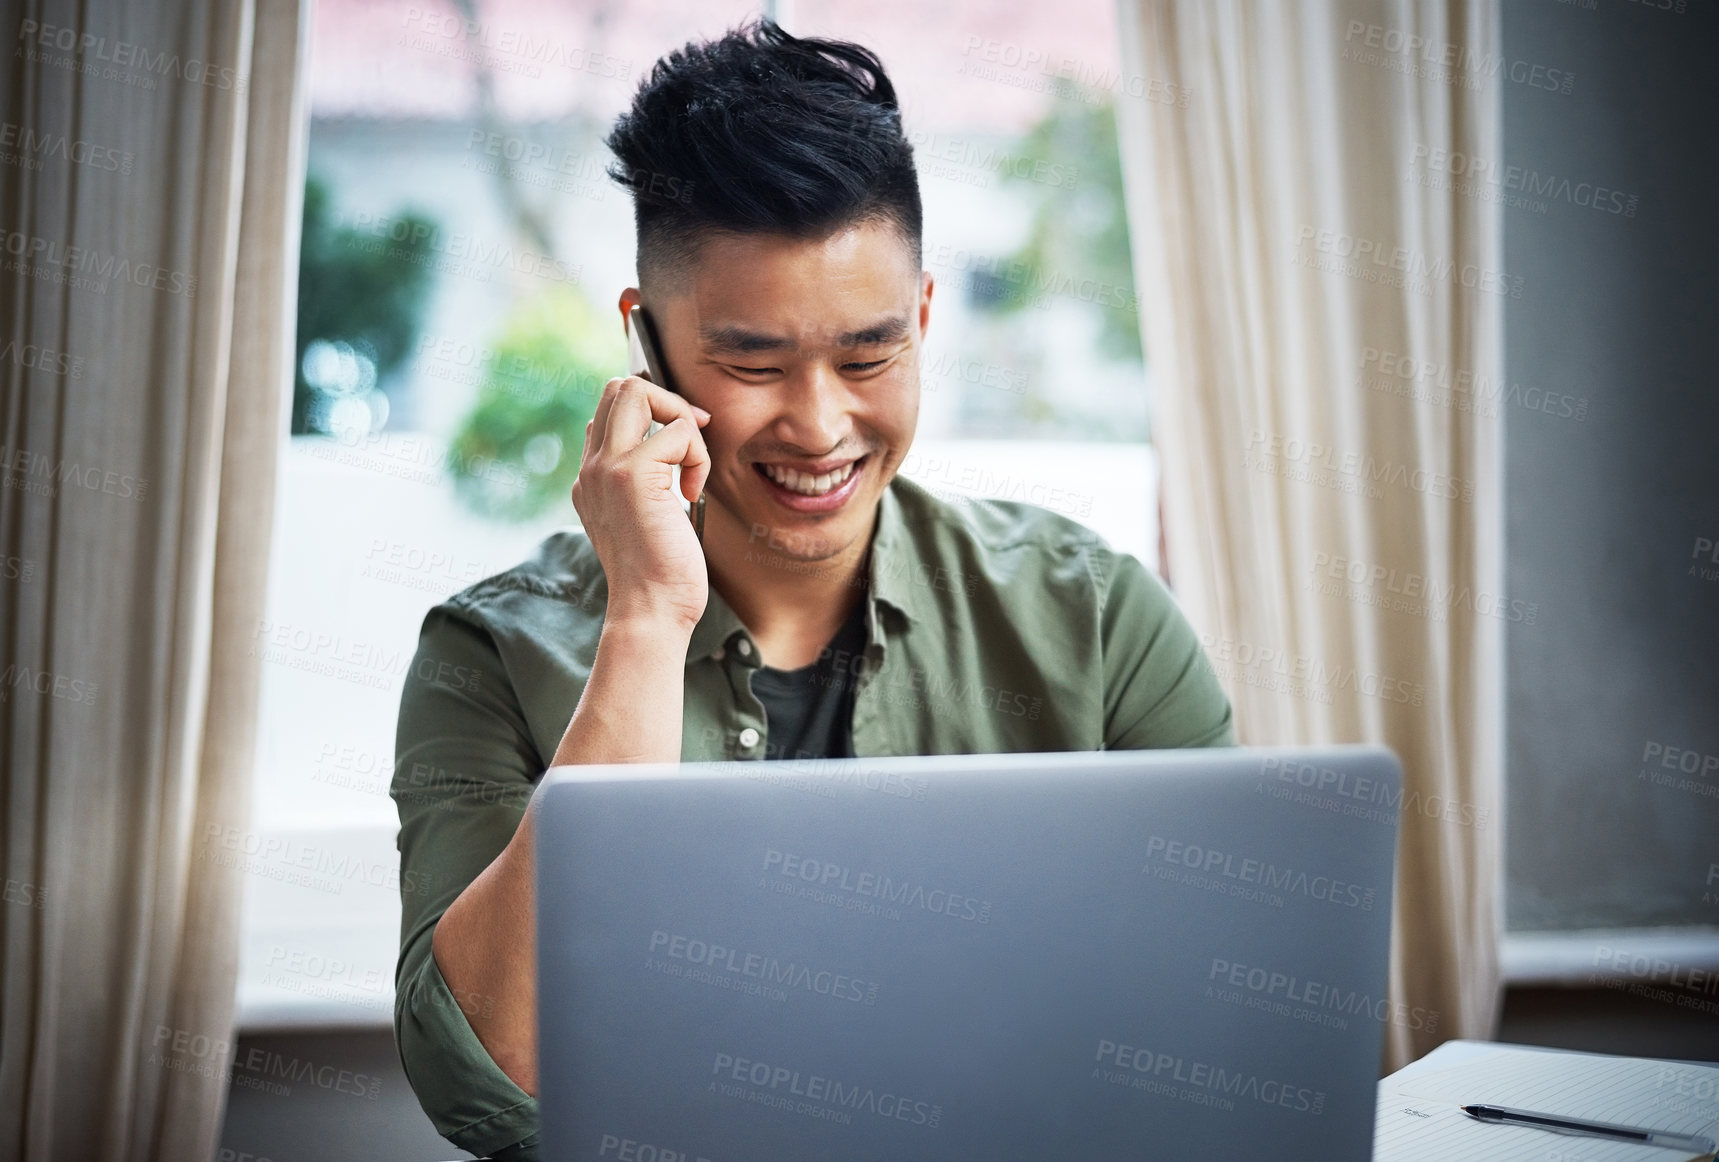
[606,17,921,288]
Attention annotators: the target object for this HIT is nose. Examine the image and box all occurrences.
[770,361,852,455]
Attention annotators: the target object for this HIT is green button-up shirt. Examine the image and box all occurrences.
[391,474,1235,1160]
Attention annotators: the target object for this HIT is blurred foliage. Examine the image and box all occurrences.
[983,87,1144,364]
[445,285,621,521]
[294,174,438,434]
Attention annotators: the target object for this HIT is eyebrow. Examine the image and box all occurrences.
[699,315,912,355]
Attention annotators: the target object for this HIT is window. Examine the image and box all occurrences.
[239,0,1161,1026]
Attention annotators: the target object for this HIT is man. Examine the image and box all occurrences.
[392,18,1235,1161]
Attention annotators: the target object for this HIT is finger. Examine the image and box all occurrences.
[679,418,712,502]
[578,418,596,469]
[637,416,711,502]
[603,376,710,451]
[587,377,630,456]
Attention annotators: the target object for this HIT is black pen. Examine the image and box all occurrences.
[1462,1104,1717,1154]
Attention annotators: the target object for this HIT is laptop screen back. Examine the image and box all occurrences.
[535,746,1401,1162]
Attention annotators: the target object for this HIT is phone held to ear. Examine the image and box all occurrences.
[627,305,706,544]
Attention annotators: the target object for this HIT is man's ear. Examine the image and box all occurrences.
[917,270,934,339]
[618,286,643,332]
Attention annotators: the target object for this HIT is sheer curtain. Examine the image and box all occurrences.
[0,1,306,1157]
[1113,0,1505,1067]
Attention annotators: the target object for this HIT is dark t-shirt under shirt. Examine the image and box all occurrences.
[747,593,869,761]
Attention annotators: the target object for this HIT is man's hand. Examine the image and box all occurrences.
[570,376,712,631]
[429,379,713,1099]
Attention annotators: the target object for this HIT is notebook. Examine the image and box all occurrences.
[1376,1042,1719,1162]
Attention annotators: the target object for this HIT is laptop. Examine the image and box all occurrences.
[535,745,1402,1161]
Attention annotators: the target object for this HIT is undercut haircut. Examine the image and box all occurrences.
[606,18,922,291]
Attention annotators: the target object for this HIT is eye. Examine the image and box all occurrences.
[843,357,894,374]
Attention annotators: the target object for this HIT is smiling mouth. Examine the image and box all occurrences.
[754,456,867,497]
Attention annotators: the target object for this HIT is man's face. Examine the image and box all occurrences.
[624,219,931,565]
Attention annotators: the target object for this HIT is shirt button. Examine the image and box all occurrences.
[738,727,760,749]
[735,639,753,657]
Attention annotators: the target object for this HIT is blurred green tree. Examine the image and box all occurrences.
[293,175,438,435]
[982,88,1145,364]
[445,285,621,521]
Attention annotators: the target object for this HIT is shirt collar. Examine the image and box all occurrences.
[682,477,929,667]
[685,579,748,664]
[864,475,932,626]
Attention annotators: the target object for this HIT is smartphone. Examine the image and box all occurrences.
[627,304,706,543]
[626,303,672,391]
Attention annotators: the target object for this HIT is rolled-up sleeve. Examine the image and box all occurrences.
[1095,547,1237,749]
[392,601,542,1158]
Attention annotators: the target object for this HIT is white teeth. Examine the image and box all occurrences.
[764,460,857,496]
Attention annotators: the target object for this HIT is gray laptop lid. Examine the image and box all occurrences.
[536,745,1401,1162]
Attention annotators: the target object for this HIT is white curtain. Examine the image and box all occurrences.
[0,0,307,1157]
[1114,0,1505,1068]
